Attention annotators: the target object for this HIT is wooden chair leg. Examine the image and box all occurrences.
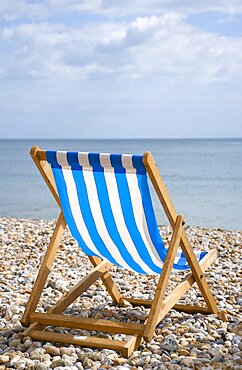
[144,245,218,341]
[21,212,66,326]
[24,260,114,336]
[152,248,217,324]
[89,256,122,304]
[144,215,184,341]
[46,260,113,315]
[180,234,219,314]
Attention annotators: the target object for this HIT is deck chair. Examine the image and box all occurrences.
[21,145,222,357]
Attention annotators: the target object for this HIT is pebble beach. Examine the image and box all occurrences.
[0,217,241,370]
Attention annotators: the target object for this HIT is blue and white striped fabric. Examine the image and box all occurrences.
[46,150,207,275]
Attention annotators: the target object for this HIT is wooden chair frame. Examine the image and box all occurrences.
[21,146,221,357]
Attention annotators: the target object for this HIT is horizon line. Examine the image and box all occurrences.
[0,137,241,141]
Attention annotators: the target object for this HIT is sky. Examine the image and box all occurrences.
[0,0,242,139]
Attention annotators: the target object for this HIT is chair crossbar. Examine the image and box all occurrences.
[29,313,145,336]
[30,330,132,355]
[123,298,212,314]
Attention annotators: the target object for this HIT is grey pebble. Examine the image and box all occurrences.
[160,335,178,352]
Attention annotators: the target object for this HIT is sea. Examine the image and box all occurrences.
[0,139,241,230]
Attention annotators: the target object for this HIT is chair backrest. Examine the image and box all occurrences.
[46,151,184,274]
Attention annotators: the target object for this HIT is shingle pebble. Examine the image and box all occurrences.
[0,217,241,369]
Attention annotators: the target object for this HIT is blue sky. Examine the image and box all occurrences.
[0,1,242,138]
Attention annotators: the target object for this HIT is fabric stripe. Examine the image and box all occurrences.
[124,172,165,267]
[122,155,166,265]
[91,171,147,272]
[77,153,141,272]
[99,154,157,274]
[110,156,162,274]
[47,153,97,257]
[135,172,167,261]
[133,171,190,270]
[56,152,116,260]
[92,171,147,273]
[66,152,123,266]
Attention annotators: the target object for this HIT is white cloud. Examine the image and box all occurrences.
[0,1,241,140]
[0,3,242,84]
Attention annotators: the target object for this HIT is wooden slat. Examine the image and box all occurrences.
[122,297,153,308]
[144,215,184,341]
[89,256,122,304]
[23,322,41,337]
[23,260,114,335]
[47,260,113,316]
[155,248,217,325]
[35,148,47,161]
[122,249,216,340]
[173,304,211,314]
[179,232,218,313]
[22,259,112,332]
[30,146,60,207]
[123,336,143,358]
[29,313,145,335]
[121,301,213,315]
[21,212,66,326]
[30,330,128,353]
[142,151,177,227]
